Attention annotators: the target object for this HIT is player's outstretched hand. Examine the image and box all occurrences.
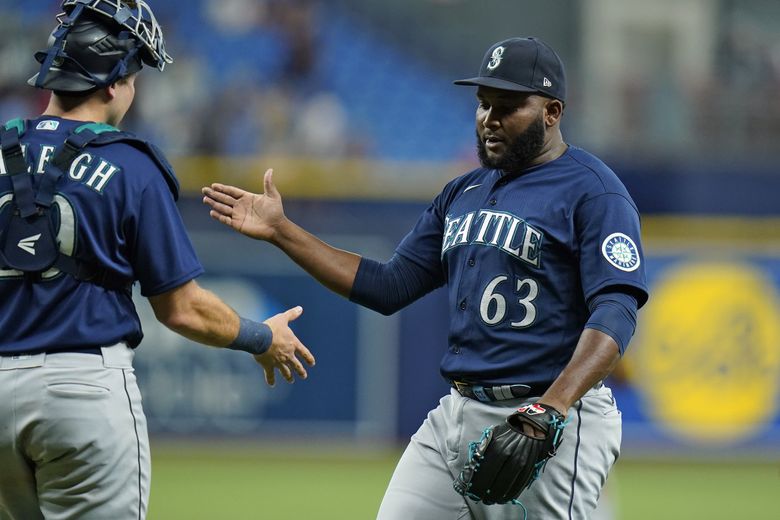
[255,306,315,386]
[201,168,285,242]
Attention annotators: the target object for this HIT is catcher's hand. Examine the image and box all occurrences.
[453,403,567,505]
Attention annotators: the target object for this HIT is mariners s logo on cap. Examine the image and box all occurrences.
[454,37,567,102]
[487,46,505,70]
[601,233,640,272]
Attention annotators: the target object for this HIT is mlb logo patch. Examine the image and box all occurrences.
[36,120,60,131]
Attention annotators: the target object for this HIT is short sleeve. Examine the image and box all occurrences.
[131,175,204,296]
[576,193,648,307]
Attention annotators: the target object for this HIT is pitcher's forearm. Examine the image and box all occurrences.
[539,328,620,414]
[271,218,362,297]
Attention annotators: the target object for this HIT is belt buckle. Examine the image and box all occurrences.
[453,380,469,395]
[453,381,491,402]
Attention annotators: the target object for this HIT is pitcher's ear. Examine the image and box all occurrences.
[544,98,564,126]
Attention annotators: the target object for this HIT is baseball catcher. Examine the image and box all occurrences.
[453,403,567,506]
[0,2,315,518]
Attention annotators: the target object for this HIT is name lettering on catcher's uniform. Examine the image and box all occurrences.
[0,144,120,193]
[442,210,543,267]
[84,159,119,193]
[36,146,56,174]
[69,153,94,180]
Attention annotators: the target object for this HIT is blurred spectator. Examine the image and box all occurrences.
[256,86,296,155]
[130,55,211,155]
[205,0,268,34]
[696,17,780,159]
[193,78,268,156]
[268,0,317,83]
[293,91,349,157]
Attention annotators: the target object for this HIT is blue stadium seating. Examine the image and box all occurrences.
[155,0,475,160]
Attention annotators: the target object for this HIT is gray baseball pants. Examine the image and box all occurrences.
[377,384,621,520]
[0,344,150,520]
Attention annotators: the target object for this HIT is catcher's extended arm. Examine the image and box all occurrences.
[453,403,567,505]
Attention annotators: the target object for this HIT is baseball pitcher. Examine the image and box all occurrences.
[203,37,648,519]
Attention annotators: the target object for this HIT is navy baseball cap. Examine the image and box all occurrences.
[454,37,566,102]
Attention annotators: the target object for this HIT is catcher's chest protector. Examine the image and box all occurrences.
[0,121,100,278]
[0,119,177,290]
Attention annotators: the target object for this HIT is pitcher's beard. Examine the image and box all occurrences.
[476,115,545,174]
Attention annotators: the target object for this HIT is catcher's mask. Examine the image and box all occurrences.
[28,0,173,93]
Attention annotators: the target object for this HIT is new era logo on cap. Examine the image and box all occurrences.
[454,37,566,102]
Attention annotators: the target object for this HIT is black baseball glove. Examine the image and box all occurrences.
[453,403,567,505]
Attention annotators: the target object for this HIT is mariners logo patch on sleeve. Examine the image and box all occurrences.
[601,233,640,272]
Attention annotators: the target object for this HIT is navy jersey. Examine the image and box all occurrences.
[396,145,648,385]
[0,116,204,353]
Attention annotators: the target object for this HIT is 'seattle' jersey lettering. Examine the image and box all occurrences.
[396,146,649,385]
[442,210,543,267]
[0,117,204,354]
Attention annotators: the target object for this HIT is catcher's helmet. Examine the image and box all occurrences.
[28,0,173,93]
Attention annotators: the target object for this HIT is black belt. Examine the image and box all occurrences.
[2,346,102,357]
[452,380,604,402]
[451,381,550,402]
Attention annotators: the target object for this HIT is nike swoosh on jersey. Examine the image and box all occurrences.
[463,184,482,193]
